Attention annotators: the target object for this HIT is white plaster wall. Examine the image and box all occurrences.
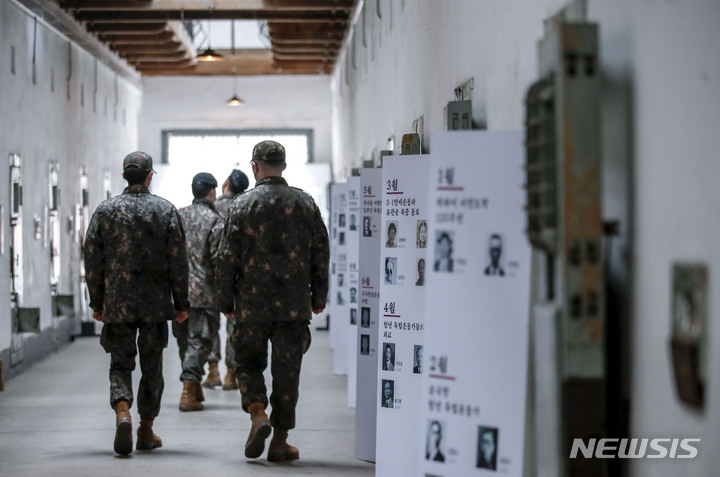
[330,0,568,179]
[331,0,717,475]
[629,1,720,476]
[0,0,140,352]
[138,75,332,166]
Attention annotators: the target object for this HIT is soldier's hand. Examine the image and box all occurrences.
[224,311,235,318]
[174,310,189,323]
[312,307,325,314]
[92,311,103,322]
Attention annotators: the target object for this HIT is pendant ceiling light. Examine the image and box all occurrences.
[226,67,244,106]
[197,9,223,62]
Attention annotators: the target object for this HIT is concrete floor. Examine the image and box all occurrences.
[0,323,375,477]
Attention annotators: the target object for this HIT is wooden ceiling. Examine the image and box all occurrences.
[54,0,357,76]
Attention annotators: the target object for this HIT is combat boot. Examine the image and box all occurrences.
[112,400,133,455]
[222,367,239,390]
[195,381,205,402]
[202,361,221,388]
[136,416,163,450]
[179,382,204,412]
[245,402,272,458]
[267,428,300,462]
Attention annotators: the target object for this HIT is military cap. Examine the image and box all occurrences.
[252,140,286,163]
[192,172,218,188]
[123,151,156,173]
[228,169,249,193]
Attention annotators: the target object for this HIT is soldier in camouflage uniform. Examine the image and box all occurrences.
[84,151,189,455]
[174,172,224,411]
[203,169,249,391]
[216,140,329,462]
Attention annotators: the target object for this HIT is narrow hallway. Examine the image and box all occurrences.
[0,324,374,476]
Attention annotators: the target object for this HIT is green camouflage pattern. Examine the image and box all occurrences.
[252,140,286,163]
[214,193,234,219]
[231,321,311,430]
[100,322,168,418]
[216,176,329,321]
[84,184,189,323]
[172,308,220,383]
[178,198,224,308]
[206,315,238,367]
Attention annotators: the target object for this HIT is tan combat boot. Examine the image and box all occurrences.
[195,381,205,402]
[222,367,238,390]
[179,382,204,412]
[112,401,133,455]
[136,416,162,450]
[267,428,300,462]
[245,402,272,458]
[202,361,221,388]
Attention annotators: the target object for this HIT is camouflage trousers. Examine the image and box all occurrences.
[207,314,237,368]
[100,321,169,418]
[232,321,311,430]
[172,307,219,383]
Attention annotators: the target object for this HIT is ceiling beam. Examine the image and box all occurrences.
[99,31,178,44]
[72,10,350,22]
[61,0,354,11]
[113,42,186,53]
[85,22,169,33]
[134,49,332,76]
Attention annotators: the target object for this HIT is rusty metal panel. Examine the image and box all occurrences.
[400,133,420,155]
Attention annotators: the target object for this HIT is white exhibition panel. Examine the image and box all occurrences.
[355,167,383,461]
[345,176,361,408]
[329,182,350,375]
[375,154,431,477]
[418,131,531,476]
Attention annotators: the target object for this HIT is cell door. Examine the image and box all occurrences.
[9,154,24,365]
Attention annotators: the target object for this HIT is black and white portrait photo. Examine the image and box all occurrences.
[339,231,346,245]
[382,342,395,371]
[413,345,423,374]
[416,220,428,248]
[381,379,394,408]
[484,234,505,276]
[362,216,372,237]
[350,287,357,303]
[476,425,498,471]
[434,231,454,272]
[384,257,397,285]
[385,221,398,248]
[350,308,357,325]
[425,419,446,462]
[349,214,357,231]
[416,258,426,286]
[361,307,370,328]
[338,213,346,228]
[360,334,370,355]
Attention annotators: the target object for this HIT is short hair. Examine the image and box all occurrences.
[192,182,214,199]
[227,169,249,194]
[124,169,150,185]
[388,222,397,233]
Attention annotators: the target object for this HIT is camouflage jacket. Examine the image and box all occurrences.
[214,193,234,218]
[84,184,189,323]
[216,176,329,322]
[178,198,223,308]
